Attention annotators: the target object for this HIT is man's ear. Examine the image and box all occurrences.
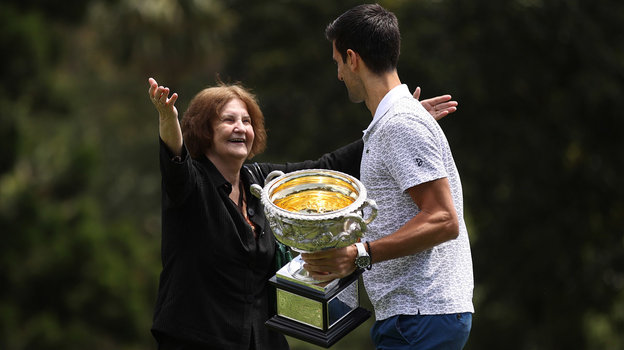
[346,49,358,72]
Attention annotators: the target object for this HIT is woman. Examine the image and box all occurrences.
[147,77,456,349]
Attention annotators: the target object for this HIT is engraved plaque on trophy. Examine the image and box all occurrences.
[251,169,377,348]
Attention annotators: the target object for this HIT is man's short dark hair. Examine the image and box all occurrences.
[325,3,401,75]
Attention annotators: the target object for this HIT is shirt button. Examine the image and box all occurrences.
[247,208,255,216]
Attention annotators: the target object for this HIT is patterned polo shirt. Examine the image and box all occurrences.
[360,84,474,320]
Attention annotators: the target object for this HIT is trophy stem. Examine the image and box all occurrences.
[287,255,323,284]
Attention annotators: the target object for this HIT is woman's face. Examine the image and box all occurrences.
[206,98,255,164]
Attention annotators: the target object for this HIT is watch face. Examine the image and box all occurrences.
[356,256,371,268]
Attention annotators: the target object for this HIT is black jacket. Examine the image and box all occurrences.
[151,139,363,349]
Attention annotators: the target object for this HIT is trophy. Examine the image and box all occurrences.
[250,169,377,348]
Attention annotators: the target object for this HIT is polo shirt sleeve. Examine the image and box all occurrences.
[379,114,447,192]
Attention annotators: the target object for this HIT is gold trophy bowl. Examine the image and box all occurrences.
[250,169,377,255]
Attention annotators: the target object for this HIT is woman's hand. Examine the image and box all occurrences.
[413,86,458,121]
[148,77,179,121]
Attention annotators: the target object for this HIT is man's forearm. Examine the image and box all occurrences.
[368,209,459,264]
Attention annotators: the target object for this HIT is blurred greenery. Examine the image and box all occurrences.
[1,0,622,349]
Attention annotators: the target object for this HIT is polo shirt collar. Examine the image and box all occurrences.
[362,84,411,139]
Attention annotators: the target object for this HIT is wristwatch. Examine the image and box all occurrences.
[354,242,371,270]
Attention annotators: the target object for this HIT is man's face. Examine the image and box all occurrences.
[332,41,364,103]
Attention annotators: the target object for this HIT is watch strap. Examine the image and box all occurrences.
[355,242,367,256]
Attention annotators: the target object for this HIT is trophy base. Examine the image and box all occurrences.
[266,265,371,348]
[266,307,371,348]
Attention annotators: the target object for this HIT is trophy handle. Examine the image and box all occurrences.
[342,213,367,234]
[250,170,284,199]
[360,199,378,224]
[343,199,378,234]
[250,184,263,199]
[265,170,285,185]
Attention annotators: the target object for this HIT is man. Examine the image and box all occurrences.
[301,4,474,349]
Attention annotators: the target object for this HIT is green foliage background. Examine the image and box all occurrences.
[1,0,623,349]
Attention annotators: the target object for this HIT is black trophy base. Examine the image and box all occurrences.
[265,306,371,348]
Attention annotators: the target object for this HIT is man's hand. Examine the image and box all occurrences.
[300,245,359,282]
[414,86,458,121]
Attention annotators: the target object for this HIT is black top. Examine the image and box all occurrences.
[151,139,363,349]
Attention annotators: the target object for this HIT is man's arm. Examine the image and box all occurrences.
[301,177,459,282]
[366,178,459,263]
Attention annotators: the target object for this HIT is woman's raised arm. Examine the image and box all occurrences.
[148,77,183,156]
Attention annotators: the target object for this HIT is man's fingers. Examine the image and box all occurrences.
[303,262,334,272]
[300,251,331,261]
[413,86,421,100]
